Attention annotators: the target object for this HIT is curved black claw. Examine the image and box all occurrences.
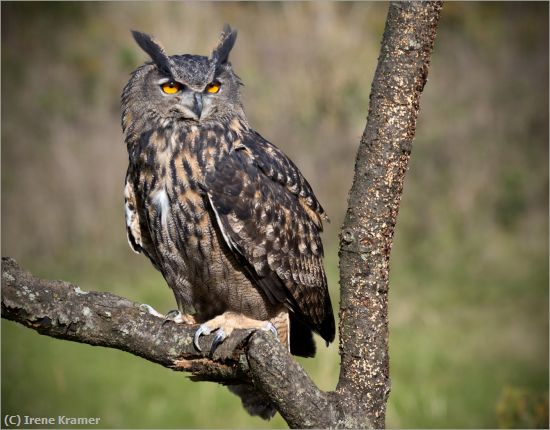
[210,329,227,354]
[163,309,183,325]
[165,309,180,319]
[193,325,228,354]
[193,324,211,352]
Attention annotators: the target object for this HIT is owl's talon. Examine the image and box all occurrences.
[139,304,164,319]
[163,309,187,325]
[264,322,278,339]
[211,328,227,353]
[165,309,181,319]
[193,324,212,352]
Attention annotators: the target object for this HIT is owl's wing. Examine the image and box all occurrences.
[124,167,162,271]
[239,131,328,229]
[204,136,335,343]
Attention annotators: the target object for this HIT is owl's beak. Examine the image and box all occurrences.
[192,92,203,118]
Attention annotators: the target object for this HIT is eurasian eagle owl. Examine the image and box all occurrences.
[122,25,335,419]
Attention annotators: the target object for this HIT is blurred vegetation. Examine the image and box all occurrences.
[1,2,548,428]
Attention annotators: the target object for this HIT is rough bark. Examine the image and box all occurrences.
[1,2,441,428]
[1,257,245,379]
[337,1,442,428]
[0,256,330,426]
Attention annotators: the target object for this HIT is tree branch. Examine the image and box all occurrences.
[1,257,243,378]
[337,1,442,428]
[1,257,328,426]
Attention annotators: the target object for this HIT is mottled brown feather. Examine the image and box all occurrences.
[122,27,335,361]
[205,129,334,342]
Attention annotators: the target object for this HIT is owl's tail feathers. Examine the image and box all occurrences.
[228,384,276,420]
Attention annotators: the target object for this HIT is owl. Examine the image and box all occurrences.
[122,25,335,419]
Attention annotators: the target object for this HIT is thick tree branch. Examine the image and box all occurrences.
[1,257,328,426]
[1,257,245,379]
[337,2,442,428]
[247,334,334,428]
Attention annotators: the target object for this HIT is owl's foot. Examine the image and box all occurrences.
[139,304,196,325]
[139,303,165,318]
[164,309,196,325]
[193,311,278,353]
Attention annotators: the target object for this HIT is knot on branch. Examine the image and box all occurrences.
[342,229,356,244]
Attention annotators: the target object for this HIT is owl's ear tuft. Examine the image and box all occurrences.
[131,30,173,76]
[211,24,238,66]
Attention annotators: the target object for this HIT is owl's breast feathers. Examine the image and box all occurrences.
[125,117,335,345]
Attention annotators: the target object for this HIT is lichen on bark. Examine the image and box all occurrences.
[336,2,442,428]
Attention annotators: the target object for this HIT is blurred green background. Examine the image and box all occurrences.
[1,2,548,428]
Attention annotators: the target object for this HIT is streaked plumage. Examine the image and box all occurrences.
[122,26,335,418]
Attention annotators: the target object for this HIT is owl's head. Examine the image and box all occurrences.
[122,25,243,128]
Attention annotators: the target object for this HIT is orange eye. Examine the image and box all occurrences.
[206,81,221,94]
[161,81,182,94]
